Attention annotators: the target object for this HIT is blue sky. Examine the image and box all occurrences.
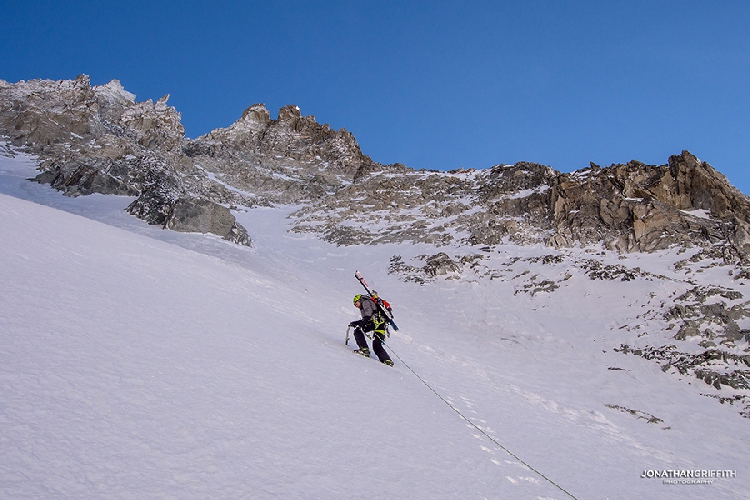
[3,1,749,194]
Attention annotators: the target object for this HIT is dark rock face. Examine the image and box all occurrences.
[32,157,140,197]
[166,198,249,244]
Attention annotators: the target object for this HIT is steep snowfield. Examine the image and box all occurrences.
[1,152,748,499]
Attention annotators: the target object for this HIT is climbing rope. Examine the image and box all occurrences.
[383,340,578,500]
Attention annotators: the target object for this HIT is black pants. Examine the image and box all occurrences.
[354,322,391,363]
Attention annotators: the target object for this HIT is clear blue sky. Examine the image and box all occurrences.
[3,1,749,194]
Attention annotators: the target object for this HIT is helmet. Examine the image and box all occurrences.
[353,294,363,305]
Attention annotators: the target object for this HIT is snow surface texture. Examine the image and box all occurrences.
[1,151,748,499]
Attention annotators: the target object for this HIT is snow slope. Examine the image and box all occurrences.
[1,151,748,499]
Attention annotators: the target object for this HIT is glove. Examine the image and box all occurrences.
[349,320,362,328]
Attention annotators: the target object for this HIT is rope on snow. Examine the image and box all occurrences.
[383,340,578,500]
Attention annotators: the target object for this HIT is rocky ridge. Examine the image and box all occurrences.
[291,155,750,266]
[2,76,749,263]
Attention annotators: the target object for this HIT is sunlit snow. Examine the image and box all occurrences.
[1,150,747,499]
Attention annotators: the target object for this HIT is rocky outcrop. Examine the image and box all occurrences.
[0,76,245,241]
[166,198,249,244]
[183,103,378,205]
[0,75,101,146]
[545,152,750,261]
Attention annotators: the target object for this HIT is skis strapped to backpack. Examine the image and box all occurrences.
[354,270,399,331]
